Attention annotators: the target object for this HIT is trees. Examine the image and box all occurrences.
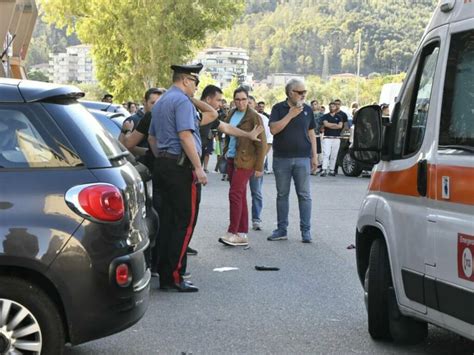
[206,0,436,79]
[39,0,244,101]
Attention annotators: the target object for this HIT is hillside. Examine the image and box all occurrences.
[206,0,437,79]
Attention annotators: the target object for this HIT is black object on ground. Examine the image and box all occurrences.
[255,266,280,271]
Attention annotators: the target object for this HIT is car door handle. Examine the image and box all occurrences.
[417,159,428,197]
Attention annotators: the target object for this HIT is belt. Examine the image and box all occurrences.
[156,151,179,160]
[324,136,341,139]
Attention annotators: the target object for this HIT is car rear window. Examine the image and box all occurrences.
[42,102,128,168]
[0,104,83,169]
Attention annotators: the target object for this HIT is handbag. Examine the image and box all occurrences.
[217,156,227,174]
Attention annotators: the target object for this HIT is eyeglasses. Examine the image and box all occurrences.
[292,90,307,96]
[186,75,200,86]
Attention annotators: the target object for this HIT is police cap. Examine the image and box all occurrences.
[170,63,203,75]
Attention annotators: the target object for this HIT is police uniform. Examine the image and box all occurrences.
[148,64,203,292]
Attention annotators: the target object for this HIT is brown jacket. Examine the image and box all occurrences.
[223,107,267,171]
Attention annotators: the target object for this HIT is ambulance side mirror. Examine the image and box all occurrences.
[350,105,382,165]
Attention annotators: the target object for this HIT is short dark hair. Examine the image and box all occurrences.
[233,86,249,98]
[127,101,136,109]
[145,88,164,101]
[257,101,265,106]
[103,94,113,99]
[334,99,342,104]
[201,85,223,100]
[310,100,318,105]
[172,72,186,83]
[248,95,256,102]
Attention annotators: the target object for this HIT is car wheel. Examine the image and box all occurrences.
[364,239,392,340]
[0,277,65,355]
[342,151,363,177]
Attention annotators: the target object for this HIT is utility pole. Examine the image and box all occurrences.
[356,31,362,103]
[322,46,329,81]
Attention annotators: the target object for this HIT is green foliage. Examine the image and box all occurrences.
[76,83,108,101]
[252,73,405,107]
[223,77,240,101]
[207,0,436,79]
[195,72,217,99]
[27,70,49,82]
[25,13,79,68]
[39,0,245,102]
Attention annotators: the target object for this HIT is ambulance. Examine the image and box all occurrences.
[352,0,474,343]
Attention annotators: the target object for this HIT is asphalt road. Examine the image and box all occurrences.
[67,165,474,354]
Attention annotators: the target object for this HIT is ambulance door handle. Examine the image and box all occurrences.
[417,159,428,197]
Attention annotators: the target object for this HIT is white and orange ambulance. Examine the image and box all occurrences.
[352,0,474,343]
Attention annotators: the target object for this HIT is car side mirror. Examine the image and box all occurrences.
[350,105,382,165]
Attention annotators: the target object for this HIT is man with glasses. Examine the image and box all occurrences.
[268,79,318,243]
[148,63,215,292]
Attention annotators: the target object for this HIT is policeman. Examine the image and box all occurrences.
[148,63,215,292]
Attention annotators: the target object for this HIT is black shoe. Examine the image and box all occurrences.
[159,280,198,292]
[173,281,199,292]
[186,246,198,255]
[328,171,336,177]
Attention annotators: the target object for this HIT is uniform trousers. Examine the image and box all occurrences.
[153,157,201,286]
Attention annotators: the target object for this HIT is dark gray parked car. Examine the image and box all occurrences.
[0,79,155,354]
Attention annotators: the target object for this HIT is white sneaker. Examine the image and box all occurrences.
[219,232,249,246]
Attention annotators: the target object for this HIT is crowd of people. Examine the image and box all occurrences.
[116,63,378,293]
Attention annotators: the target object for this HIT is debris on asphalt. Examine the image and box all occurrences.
[255,266,280,271]
[213,267,239,272]
[347,244,356,250]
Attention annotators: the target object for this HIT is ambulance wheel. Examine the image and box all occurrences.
[364,238,392,340]
[388,287,428,344]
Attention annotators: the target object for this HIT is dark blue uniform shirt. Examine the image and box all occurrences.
[269,101,315,158]
[149,86,201,155]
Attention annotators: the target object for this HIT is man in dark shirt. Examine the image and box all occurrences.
[320,102,343,177]
[267,79,318,243]
[257,101,270,119]
[119,87,164,170]
[333,99,349,174]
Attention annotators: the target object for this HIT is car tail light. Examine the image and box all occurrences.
[65,183,124,222]
[116,263,131,287]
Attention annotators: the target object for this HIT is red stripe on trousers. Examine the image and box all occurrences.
[172,172,197,284]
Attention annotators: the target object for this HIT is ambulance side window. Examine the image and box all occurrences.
[439,30,474,149]
[392,42,440,158]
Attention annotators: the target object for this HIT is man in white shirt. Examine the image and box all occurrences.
[248,96,273,230]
